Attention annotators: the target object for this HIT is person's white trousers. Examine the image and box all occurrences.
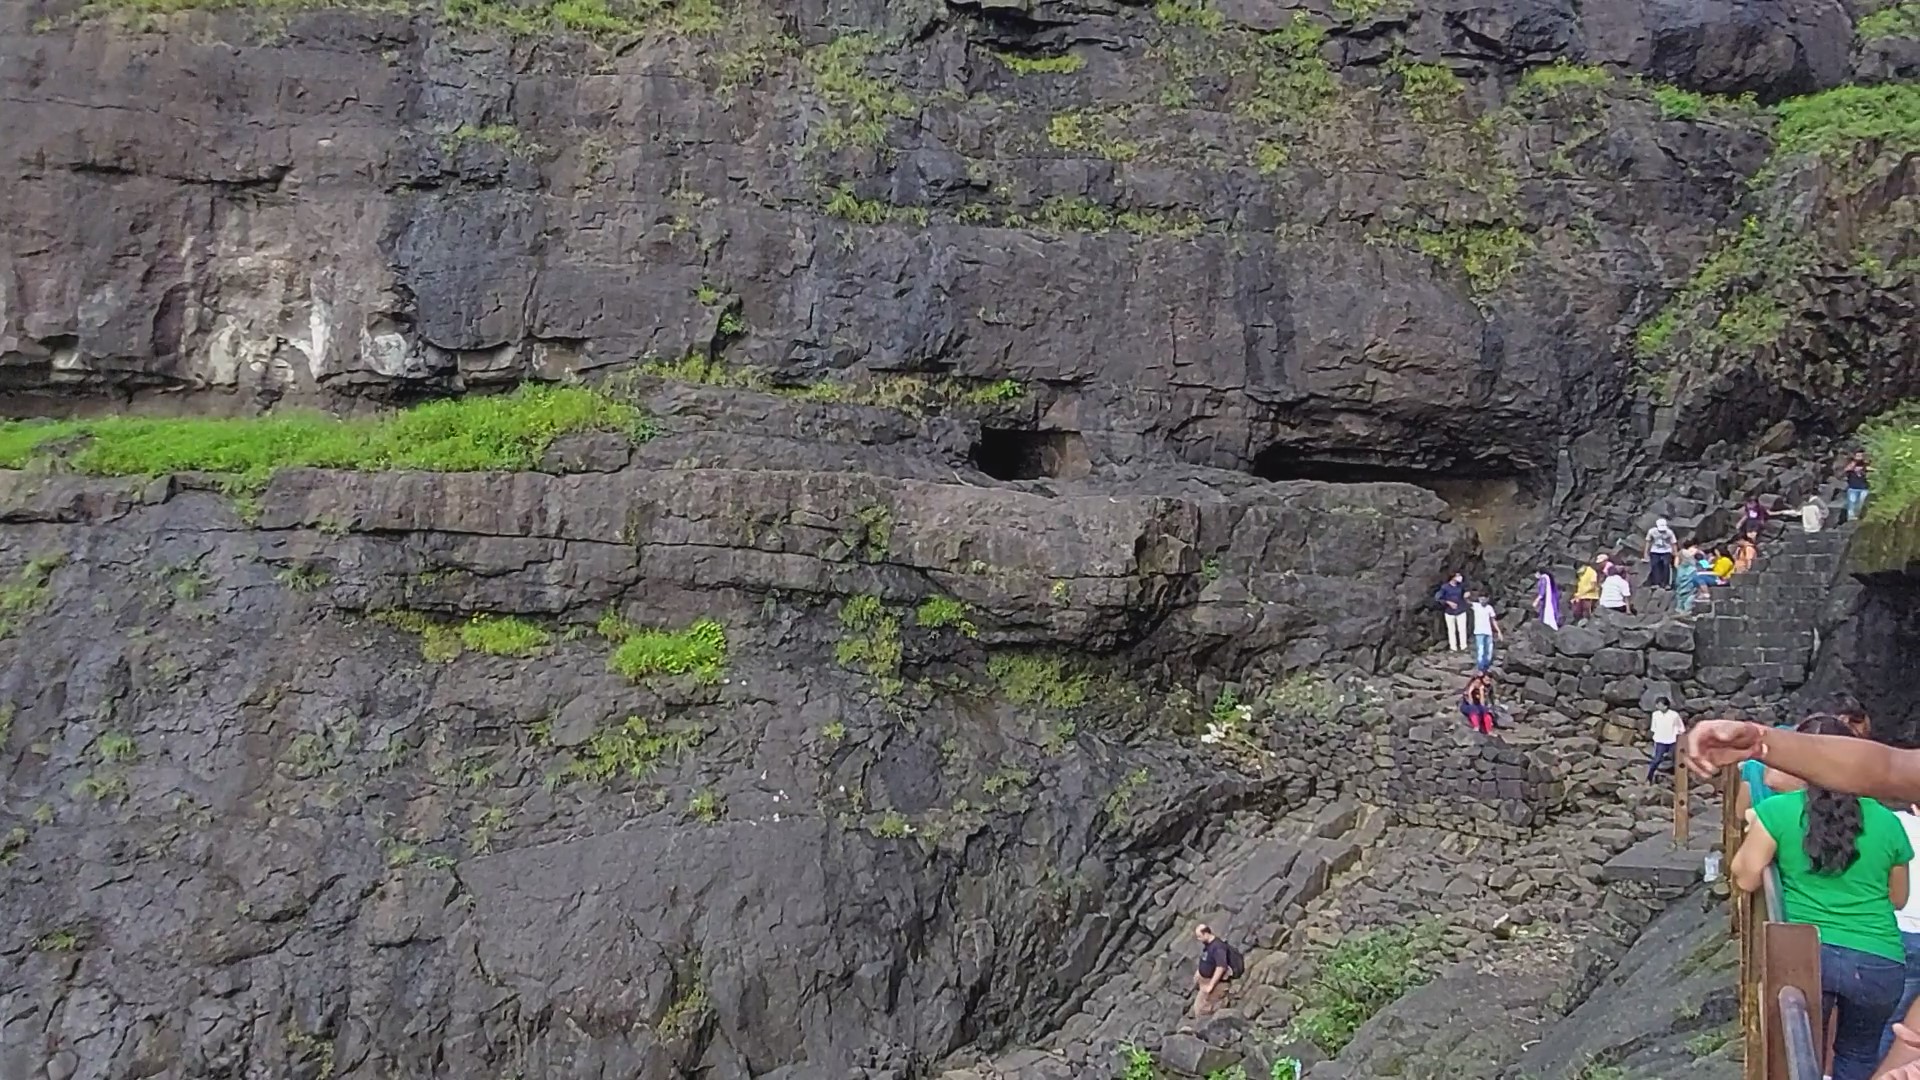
[1444,611,1469,651]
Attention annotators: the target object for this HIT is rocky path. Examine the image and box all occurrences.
[944,651,1723,1079]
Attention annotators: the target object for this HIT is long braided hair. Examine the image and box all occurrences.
[1798,713,1865,875]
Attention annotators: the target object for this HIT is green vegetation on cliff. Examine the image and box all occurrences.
[1631,82,1920,395]
[601,615,729,683]
[375,611,553,661]
[0,384,651,488]
[1858,1,1920,39]
[1771,83,1920,162]
[1863,404,1920,520]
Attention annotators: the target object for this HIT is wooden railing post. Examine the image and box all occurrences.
[1761,921,1822,1080]
[1674,753,1691,846]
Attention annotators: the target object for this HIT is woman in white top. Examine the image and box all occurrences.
[1883,805,1920,1061]
[1598,565,1633,613]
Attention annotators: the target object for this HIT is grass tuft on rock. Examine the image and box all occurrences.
[563,715,705,785]
[988,652,1092,709]
[604,617,729,683]
[0,554,64,640]
[1289,921,1446,1055]
[376,611,551,662]
[0,384,652,491]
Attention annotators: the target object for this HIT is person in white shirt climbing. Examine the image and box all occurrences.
[1647,698,1685,781]
[1468,592,1501,672]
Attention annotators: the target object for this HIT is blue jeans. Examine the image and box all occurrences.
[1848,487,1869,521]
[1473,634,1494,670]
[1647,741,1675,781]
[1824,942,1906,1080]
[1879,931,1920,1061]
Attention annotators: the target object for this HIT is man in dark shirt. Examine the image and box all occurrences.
[1846,452,1871,522]
[1191,923,1233,1017]
[1435,573,1468,652]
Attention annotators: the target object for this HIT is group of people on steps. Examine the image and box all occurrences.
[1184,456,1880,1035]
[1693,698,1920,1080]
[1438,452,1872,740]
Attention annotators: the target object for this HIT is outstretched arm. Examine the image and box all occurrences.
[1687,721,1920,802]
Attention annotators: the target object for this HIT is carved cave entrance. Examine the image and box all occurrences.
[971,428,1088,481]
[1250,445,1538,549]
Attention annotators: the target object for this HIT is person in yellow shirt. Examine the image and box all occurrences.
[1713,548,1736,581]
[1572,554,1606,621]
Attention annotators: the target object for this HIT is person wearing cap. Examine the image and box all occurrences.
[1644,517,1679,590]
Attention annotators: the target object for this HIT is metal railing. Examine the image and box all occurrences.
[1725,768,1825,1080]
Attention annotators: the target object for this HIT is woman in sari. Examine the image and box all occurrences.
[1674,544,1701,613]
[1532,570,1562,630]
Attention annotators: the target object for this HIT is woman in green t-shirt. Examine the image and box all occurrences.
[1732,715,1913,1080]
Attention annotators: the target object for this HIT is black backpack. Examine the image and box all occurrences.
[1224,941,1246,979]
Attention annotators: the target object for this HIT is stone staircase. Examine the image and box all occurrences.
[1692,525,1852,698]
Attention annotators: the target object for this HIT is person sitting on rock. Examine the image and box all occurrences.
[1709,548,1736,585]
[1731,535,1758,576]
[1190,923,1240,1018]
[1598,564,1633,615]
[1729,714,1912,1080]
[1572,555,1605,622]
[1461,670,1496,735]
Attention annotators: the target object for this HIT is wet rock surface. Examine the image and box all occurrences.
[0,0,1906,1072]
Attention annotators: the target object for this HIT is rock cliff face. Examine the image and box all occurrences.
[0,0,1911,1075]
[4,0,1911,480]
[0,389,1474,1078]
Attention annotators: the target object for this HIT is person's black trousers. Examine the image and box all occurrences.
[1649,551,1673,589]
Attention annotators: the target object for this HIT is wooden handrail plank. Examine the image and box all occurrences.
[1760,921,1823,1080]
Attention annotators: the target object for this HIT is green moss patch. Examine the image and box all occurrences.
[376,612,552,662]
[987,652,1092,709]
[0,554,63,640]
[602,615,729,683]
[0,385,652,491]
[560,715,705,785]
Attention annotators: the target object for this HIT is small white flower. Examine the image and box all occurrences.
[772,813,781,823]
[1237,704,1254,721]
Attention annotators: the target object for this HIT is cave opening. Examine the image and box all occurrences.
[1250,444,1541,548]
[970,428,1086,481]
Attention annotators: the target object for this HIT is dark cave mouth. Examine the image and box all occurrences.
[1250,445,1543,546]
[971,428,1088,481]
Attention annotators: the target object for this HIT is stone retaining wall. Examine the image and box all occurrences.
[1286,701,1563,840]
